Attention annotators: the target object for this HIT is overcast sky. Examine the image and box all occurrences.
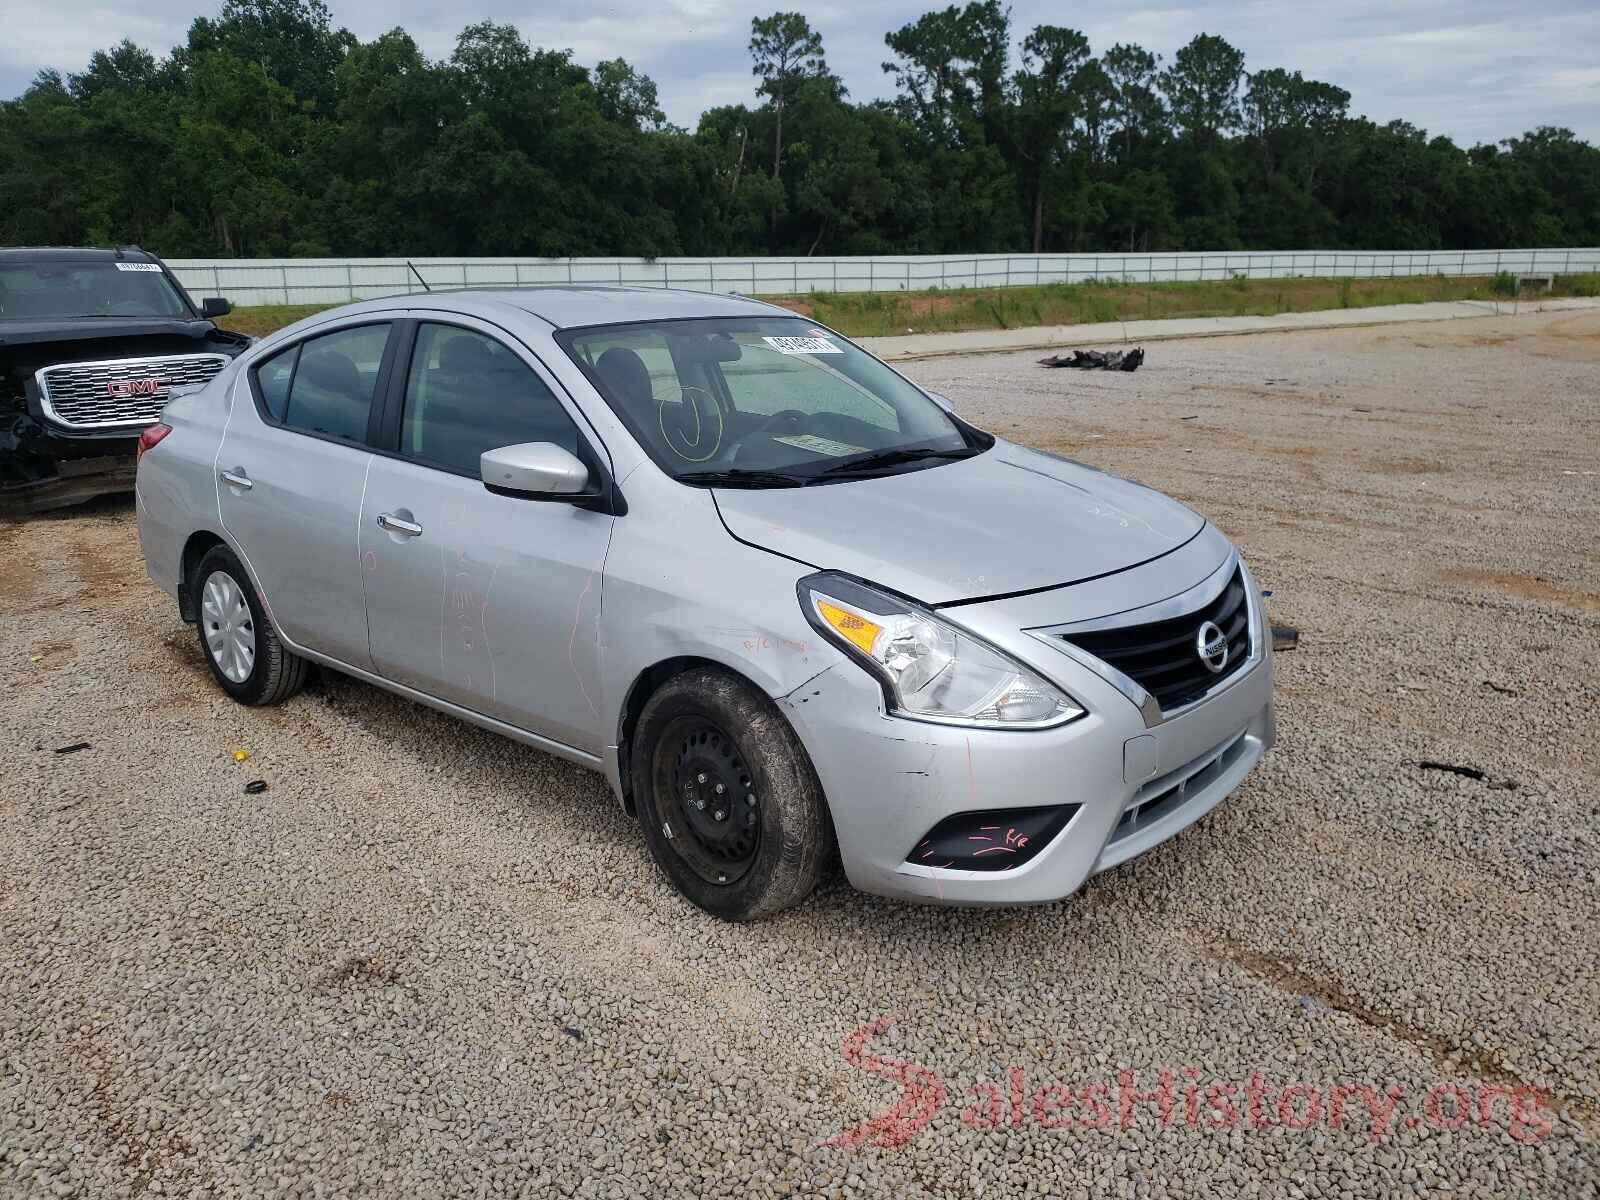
[2,0,1596,146]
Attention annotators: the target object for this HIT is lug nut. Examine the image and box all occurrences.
[746,793,755,805]
[714,782,726,795]
[714,809,726,821]
[697,773,707,784]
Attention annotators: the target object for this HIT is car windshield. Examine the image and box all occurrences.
[0,261,191,320]
[558,316,988,486]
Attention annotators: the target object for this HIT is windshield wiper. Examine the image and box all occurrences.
[815,445,981,477]
[677,468,815,489]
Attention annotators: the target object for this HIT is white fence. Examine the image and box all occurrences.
[165,248,1600,307]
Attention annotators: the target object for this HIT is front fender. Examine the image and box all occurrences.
[593,473,848,804]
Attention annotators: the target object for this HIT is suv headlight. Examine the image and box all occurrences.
[798,572,1084,729]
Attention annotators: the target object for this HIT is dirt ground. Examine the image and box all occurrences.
[1,310,1596,1198]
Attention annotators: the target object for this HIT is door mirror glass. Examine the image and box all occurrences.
[481,442,590,498]
[202,297,232,318]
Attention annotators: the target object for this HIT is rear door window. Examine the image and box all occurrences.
[277,324,390,442]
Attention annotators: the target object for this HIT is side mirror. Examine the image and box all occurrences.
[481,442,590,498]
[201,297,232,318]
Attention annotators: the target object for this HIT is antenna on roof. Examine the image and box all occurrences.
[406,260,432,293]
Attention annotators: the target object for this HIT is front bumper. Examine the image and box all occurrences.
[0,450,137,514]
[779,549,1275,905]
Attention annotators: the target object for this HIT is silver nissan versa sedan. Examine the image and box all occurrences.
[136,287,1274,920]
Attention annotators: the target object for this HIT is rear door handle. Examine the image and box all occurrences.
[219,468,253,491]
[376,512,423,537]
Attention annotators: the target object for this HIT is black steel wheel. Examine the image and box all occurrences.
[661,717,762,886]
[634,667,832,921]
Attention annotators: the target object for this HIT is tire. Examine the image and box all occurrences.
[634,667,832,921]
[190,544,308,706]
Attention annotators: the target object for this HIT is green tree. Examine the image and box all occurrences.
[883,1,1010,147]
[1103,43,1164,164]
[1162,34,1245,143]
[3,2,1598,261]
[749,13,828,185]
[1013,26,1090,251]
[594,59,666,131]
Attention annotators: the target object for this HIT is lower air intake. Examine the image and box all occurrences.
[908,805,1079,872]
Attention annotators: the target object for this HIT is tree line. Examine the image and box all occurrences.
[2,0,1597,261]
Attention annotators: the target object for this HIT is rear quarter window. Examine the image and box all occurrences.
[254,345,298,422]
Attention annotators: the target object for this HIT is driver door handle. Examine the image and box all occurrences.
[376,512,423,537]
[219,468,253,491]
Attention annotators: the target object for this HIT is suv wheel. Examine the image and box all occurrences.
[190,544,307,706]
[634,668,832,921]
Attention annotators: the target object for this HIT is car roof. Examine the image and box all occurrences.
[0,246,160,264]
[320,286,794,332]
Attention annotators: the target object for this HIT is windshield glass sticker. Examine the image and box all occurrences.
[762,335,842,355]
[114,263,162,272]
[773,434,866,458]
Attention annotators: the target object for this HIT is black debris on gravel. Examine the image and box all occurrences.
[1038,347,1145,371]
[1417,761,1486,781]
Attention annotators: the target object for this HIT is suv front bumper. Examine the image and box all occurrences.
[0,444,138,514]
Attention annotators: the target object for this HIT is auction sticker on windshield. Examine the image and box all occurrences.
[114,263,163,272]
[762,336,842,355]
[773,434,866,458]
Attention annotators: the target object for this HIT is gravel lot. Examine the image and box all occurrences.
[3,309,1597,1199]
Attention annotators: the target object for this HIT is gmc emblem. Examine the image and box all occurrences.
[107,378,164,398]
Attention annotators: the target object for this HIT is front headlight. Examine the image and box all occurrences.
[798,572,1084,729]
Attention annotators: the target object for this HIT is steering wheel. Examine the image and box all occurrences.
[755,409,811,435]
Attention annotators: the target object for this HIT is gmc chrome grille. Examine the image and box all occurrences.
[36,354,229,429]
[1060,566,1251,712]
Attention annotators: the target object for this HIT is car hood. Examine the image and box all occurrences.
[0,317,220,349]
[712,441,1206,605]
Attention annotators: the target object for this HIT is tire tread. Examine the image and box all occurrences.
[635,667,832,921]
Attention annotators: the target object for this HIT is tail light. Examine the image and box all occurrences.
[136,422,172,464]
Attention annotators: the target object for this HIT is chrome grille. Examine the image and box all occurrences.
[36,354,229,429]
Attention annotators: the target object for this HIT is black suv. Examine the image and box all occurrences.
[1,247,251,514]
